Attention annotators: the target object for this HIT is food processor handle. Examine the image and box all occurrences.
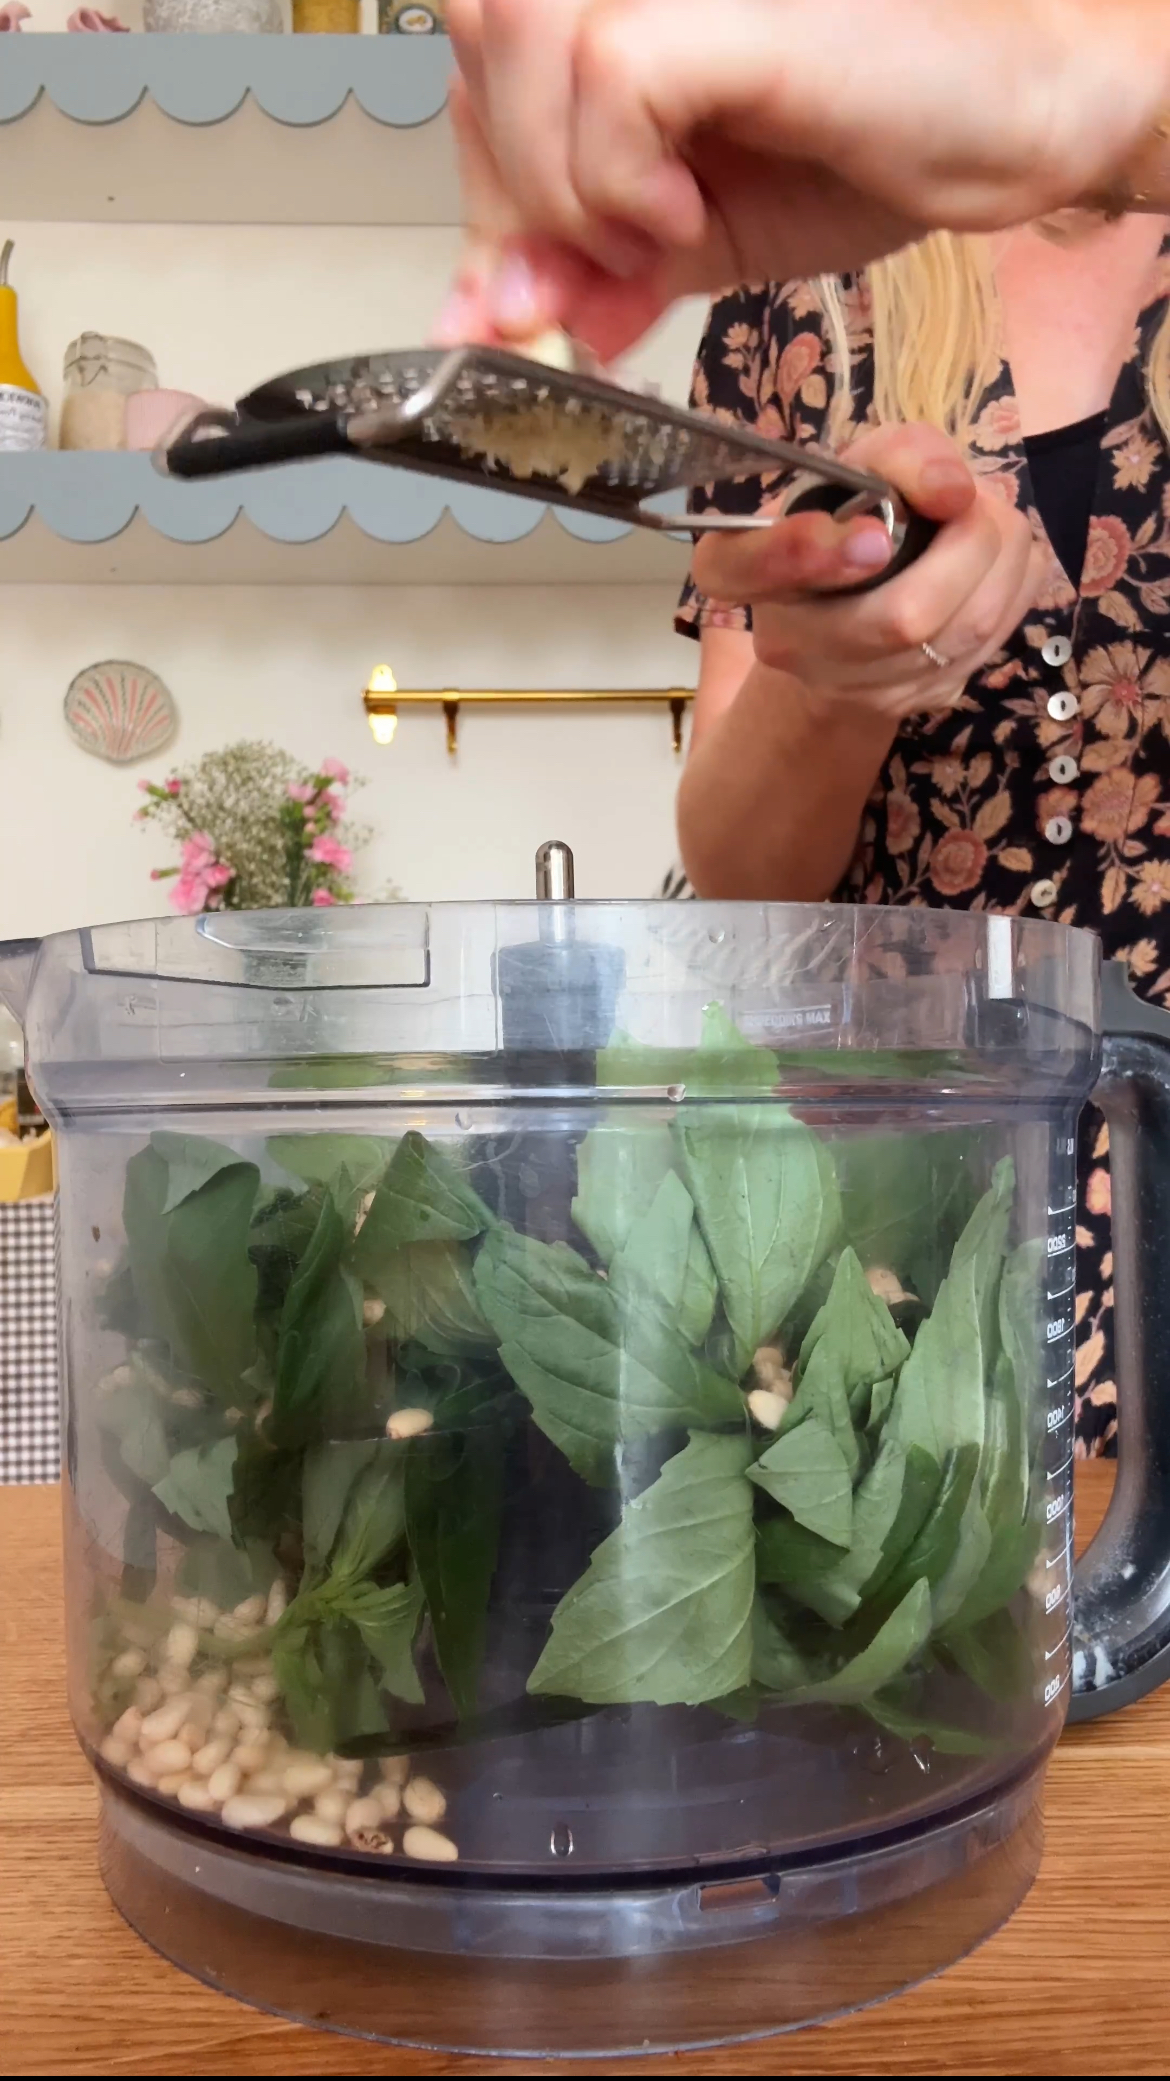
[0,936,40,1024]
[1069,959,1170,1720]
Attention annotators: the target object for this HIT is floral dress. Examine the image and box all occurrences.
[674,239,1170,1456]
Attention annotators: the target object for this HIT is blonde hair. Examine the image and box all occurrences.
[815,228,1170,448]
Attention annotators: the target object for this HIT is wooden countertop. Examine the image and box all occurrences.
[2,1464,1165,2078]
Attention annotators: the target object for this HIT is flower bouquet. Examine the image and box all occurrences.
[137,740,370,913]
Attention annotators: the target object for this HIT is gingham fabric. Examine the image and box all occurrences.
[0,1198,60,1483]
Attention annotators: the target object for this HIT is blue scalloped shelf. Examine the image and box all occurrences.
[0,454,691,585]
[0,36,459,223]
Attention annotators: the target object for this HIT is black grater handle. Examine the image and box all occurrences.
[160,407,354,480]
[782,476,940,594]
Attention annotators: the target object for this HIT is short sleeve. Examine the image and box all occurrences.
[675,277,836,640]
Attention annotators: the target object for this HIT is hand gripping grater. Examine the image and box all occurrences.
[159,343,936,583]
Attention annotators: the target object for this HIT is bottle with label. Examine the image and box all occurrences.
[0,239,46,454]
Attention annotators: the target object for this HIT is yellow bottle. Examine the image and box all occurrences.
[0,239,46,453]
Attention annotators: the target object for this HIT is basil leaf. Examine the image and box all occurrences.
[405,1395,506,1719]
[751,1598,810,1691]
[176,1536,279,1611]
[609,1169,718,1348]
[571,1121,676,1264]
[862,1443,945,1598]
[793,1248,910,1405]
[867,1375,896,1433]
[756,1516,862,1625]
[678,1075,838,1373]
[835,1126,982,1308]
[748,1417,853,1546]
[876,1442,982,1618]
[865,1692,1002,1756]
[940,1606,1033,1703]
[930,1477,993,1628]
[270,1134,392,1201]
[302,1439,381,1581]
[152,1436,238,1540]
[344,1578,425,1705]
[273,1190,365,1448]
[351,1131,493,1262]
[124,1145,260,1402]
[528,1433,755,1706]
[474,1226,744,1486]
[888,1160,1013,1467]
[150,1130,249,1216]
[95,1368,171,1487]
[330,1447,408,1584]
[365,1240,497,1356]
[783,1580,932,1705]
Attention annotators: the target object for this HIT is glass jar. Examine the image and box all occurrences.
[5,895,1170,2056]
[59,335,158,454]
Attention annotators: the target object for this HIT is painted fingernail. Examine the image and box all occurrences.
[488,250,541,336]
[430,288,477,346]
[841,527,892,572]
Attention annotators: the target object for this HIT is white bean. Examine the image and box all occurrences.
[126,1757,158,1789]
[232,1595,267,1627]
[163,1622,200,1670]
[149,1738,193,1776]
[373,1782,401,1821]
[111,1646,147,1681]
[289,1813,345,1848]
[344,1795,383,1838]
[350,1826,392,1854]
[282,1759,334,1801]
[221,1793,287,1831]
[746,1387,789,1432]
[206,1761,242,1804]
[403,1825,458,1864]
[403,1776,446,1825]
[264,1579,288,1626]
[191,1737,232,1779]
[178,1718,209,1751]
[232,1739,271,1776]
[156,1771,190,1796]
[112,1705,143,1745]
[246,1769,286,1795]
[210,1705,242,1740]
[362,1296,386,1327]
[193,1667,228,1699]
[177,1779,220,1813]
[313,1789,348,1827]
[100,1735,133,1767]
[156,1664,190,1698]
[333,1759,363,1790]
[250,1674,280,1706]
[385,1406,434,1441]
[133,1676,163,1714]
[234,1653,272,1678]
[139,1699,190,1746]
[379,1755,411,1787]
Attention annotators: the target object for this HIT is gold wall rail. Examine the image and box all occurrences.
[362,669,694,756]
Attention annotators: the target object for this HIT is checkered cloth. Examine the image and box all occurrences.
[0,1198,60,1484]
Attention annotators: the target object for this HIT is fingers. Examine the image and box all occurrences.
[692,424,978,607]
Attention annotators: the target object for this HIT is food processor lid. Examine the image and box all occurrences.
[0,854,1101,1113]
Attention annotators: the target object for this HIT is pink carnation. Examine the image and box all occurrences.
[287,782,316,804]
[319,757,350,784]
[137,777,152,793]
[317,789,345,823]
[308,833,352,871]
[205,862,234,890]
[165,777,182,796]
[311,888,338,907]
[181,831,217,871]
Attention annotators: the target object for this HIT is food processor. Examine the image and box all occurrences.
[5,856,1170,2057]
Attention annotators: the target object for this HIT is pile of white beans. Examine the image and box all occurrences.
[94,1581,458,1865]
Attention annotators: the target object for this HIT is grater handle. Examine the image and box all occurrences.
[779,474,940,593]
[159,407,355,480]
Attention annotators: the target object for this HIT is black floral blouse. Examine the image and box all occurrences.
[674,238,1170,1456]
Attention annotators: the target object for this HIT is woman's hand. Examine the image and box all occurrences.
[439,0,1168,357]
[692,425,1046,718]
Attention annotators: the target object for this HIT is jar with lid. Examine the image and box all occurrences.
[379,1,446,28]
[60,334,158,453]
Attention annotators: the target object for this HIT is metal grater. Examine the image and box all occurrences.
[160,344,932,565]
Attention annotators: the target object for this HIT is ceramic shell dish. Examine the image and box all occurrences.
[63,661,177,764]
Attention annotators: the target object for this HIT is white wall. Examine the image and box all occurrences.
[1,191,708,940]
